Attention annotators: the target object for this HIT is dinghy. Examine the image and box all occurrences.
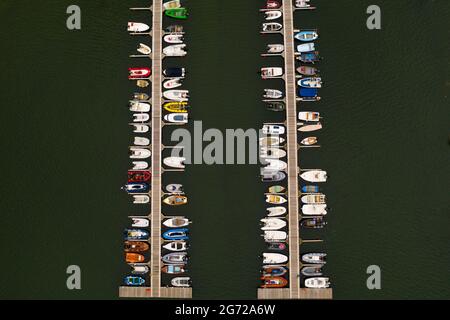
[163,101,188,113]
[163,218,190,228]
[266,101,285,112]
[163,90,189,101]
[262,265,288,276]
[297,66,318,76]
[124,275,145,286]
[268,185,285,193]
[301,185,319,193]
[297,42,315,53]
[122,182,149,193]
[262,125,285,135]
[128,67,151,79]
[162,228,189,241]
[261,218,286,230]
[265,195,287,205]
[132,161,148,170]
[163,157,185,169]
[298,77,322,88]
[128,170,151,182]
[129,101,151,112]
[136,80,150,88]
[134,137,150,146]
[263,89,283,99]
[162,252,188,264]
[300,170,327,182]
[163,0,181,10]
[164,34,183,44]
[267,242,287,251]
[260,276,288,288]
[301,217,327,229]
[260,147,286,159]
[127,22,150,33]
[261,171,286,182]
[260,136,285,147]
[162,265,186,274]
[263,159,287,171]
[124,241,149,253]
[133,93,149,101]
[301,137,318,146]
[298,111,320,122]
[305,277,330,288]
[165,8,188,20]
[163,67,185,78]
[295,0,316,9]
[264,0,281,9]
[124,229,149,241]
[163,44,187,57]
[263,230,287,242]
[163,241,188,252]
[137,43,151,55]
[130,265,149,275]
[171,277,191,287]
[166,184,183,193]
[267,44,284,54]
[125,253,145,263]
[302,204,327,216]
[298,123,322,132]
[129,147,151,159]
[294,30,319,42]
[131,218,149,227]
[133,195,150,204]
[301,194,326,204]
[302,253,327,264]
[261,67,283,79]
[132,113,150,122]
[163,195,188,206]
[164,113,188,124]
[265,10,282,20]
[262,253,288,264]
[166,25,184,33]
[297,51,321,63]
[163,78,183,89]
[262,22,283,32]
[267,206,287,217]
[301,266,323,277]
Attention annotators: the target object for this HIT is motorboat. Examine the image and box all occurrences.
[127,22,150,33]
[137,43,151,55]
[260,147,286,159]
[163,101,188,113]
[302,204,327,216]
[297,51,321,63]
[267,206,287,217]
[163,90,189,101]
[124,229,149,241]
[165,8,188,19]
[133,93,149,101]
[171,277,191,287]
[133,195,150,204]
[298,111,320,122]
[132,113,150,123]
[163,44,187,57]
[301,185,320,193]
[166,184,183,193]
[164,34,184,44]
[265,195,287,205]
[128,170,151,182]
[297,87,320,101]
[124,275,145,286]
[298,77,322,88]
[301,266,323,277]
[129,147,151,159]
[163,0,181,10]
[263,159,287,171]
[297,66,318,76]
[122,182,149,193]
[305,277,330,288]
[163,78,183,89]
[162,252,188,264]
[298,123,322,132]
[267,44,284,54]
[261,67,283,79]
[125,253,145,263]
[294,30,319,42]
[264,0,281,9]
[162,264,186,274]
[130,265,149,275]
[163,157,185,169]
[260,276,288,288]
[301,137,318,146]
[262,265,288,276]
[263,89,283,99]
[260,136,285,147]
[128,67,151,79]
[134,137,150,146]
[163,195,188,206]
[301,194,326,204]
[164,113,188,124]
[266,101,285,112]
[296,42,315,53]
[163,67,185,78]
[163,218,190,228]
[268,185,285,193]
[132,161,148,170]
[124,241,149,253]
[301,217,327,229]
[131,217,149,227]
[263,230,287,242]
[163,241,188,252]
[300,170,327,182]
[262,22,283,32]
[261,171,286,182]
[265,10,282,20]
[302,253,327,264]
[262,253,288,264]
[132,124,149,134]
[267,242,287,251]
[261,218,286,230]
[262,125,285,135]
[136,80,150,88]
[163,228,189,241]
[295,0,316,9]
[129,101,151,112]
[166,25,183,33]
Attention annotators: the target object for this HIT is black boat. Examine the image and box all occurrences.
[163,67,185,78]
[267,242,287,251]
[266,101,285,112]
[301,217,327,229]
[301,266,323,277]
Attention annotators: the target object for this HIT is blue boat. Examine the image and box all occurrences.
[124,275,145,286]
[294,30,319,42]
[163,228,189,241]
[124,228,150,240]
[298,77,322,88]
[122,182,149,193]
[298,87,318,97]
[297,51,320,63]
[301,185,319,193]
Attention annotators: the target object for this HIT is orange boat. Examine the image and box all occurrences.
[125,253,145,263]
[260,276,288,288]
[124,241,149,253]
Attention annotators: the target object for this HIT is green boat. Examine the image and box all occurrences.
[165,8,188,20]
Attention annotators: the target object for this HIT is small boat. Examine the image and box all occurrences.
[297,42,315,53]
[166,184,183,193]
[261,67,283,79]
[268,185,285,193]
[124,241,149,253]
[125,253,145,263]
[163,90,189,101]
[163,241,188,252]
[129,147,151,159]
[130,265,149,274]
[262,253,288,264]
[162,264,186,274]
[137,43,151,55]
[301,194,326,204]
[263,159,287,171]
[124,229,149,241]
[260,147,286,159]
[128,170,151,183]
[267,242,287,251]
[131,217,149,227]
[260,136,285,147]
[132,124,149,133]
[122,182,149,193]
[132,113,150,122]
[134,137,150,146]
[298,111,320,121]
[129,101,150,112]
[132,161,148,170]
[163,0,181,10]
[302,253,327,264]
[262,265,288,276]
[267,206,287,217]
[263,89,283,99]
[265,195,287,205]
[164,34,183,44]
[133,195,150,204]
[264,0,281,9]
[164,113,188,124]
[162,252,188,264]
[261,218,287,230]
[294,30,319,42]
[163,157,185,169]
[298,78,322,88]
[163,195,188,206]
[301,185,319,193]
[163,78,183,89]
[297,87,320,100]
[267,44,284,54]
[301,137,318,146]
[163,228,189,241]
[163,218,190,228]
[128,67,151,79]
[301,266,323,277]
[166,25,184,33]
[265,10,282,20]
[266,101,285,112]
[261,171,286,182]
[171,277,191,287]
[297,51,321,63]
[136,80,150,88]
[165,8,188,19]
[133,93,149,101]
[163,44,187,57]
[295,0,316,9]
[305,277,330,289]
[298,123,322,132]
[262,125,285,135]
[263,230,287,242]
[163,67,185,78]
[127,22,150,33]
[301,217,327,229]
[262,22,283,32]
[297,66,318,76]
[124,275,145,286]
[163,101,188,113]
[302,204,327,216]
[300,170,327,182]
[260,276,288,288]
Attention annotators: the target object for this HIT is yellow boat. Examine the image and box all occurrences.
[137,80,149,88]
[163,195,188,206]
[163,101,188,113]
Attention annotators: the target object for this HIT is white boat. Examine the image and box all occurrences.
[265,10,282,20]
[261,218,286,230]
[263,230,287,242]
[302,253,327,264]
[262,125,285,135]
[163,78,183,89]
[260,136,285,146]
[132,161,148,170]
[301,194,326,204]
[163,44,187,57]
[297,42,315,53]
[295,0,314,9]
[132,124,149,133]
[133,195,150,204]
[263,89,283,99]
[163,0,181,10]
[263,253,288,264]
[302,204,327,216]
[265,194,287,204]
[166,184,183,193]
[300,137,317,146]
[263,159,287,171]
[267,44,284,54]
[261,67,283,79]
[305,277,330,289]
[163,241,188,252]
[298,111,320,122]
[163,157,185,169]
[300,170,327,182]
[129,147,151,159]
[127,22,150,33]
[163,90,189,101]
[164,113,188,124]
[164,34,183,44]
[129,101,151,112]
[130,265,149,274]
[267,206,287,217]
[132,113,149,122]
[134,137,150,146]
[137,43,151,55]
[260,147,286,159]
[262,22,283,32]
[171,277,191,287]
[163,218,190,228]
[298,77,322,88]
[131,218,149,227]
[298,122,322,132]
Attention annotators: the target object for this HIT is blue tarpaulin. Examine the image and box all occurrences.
[298,88,318,97]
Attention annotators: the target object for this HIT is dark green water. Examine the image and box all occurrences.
[0,0,449,299]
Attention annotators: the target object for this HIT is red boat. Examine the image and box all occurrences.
[128,67,151,79]
[264,0,281,9]
[260,276,288,288]
[128,170,151,182]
